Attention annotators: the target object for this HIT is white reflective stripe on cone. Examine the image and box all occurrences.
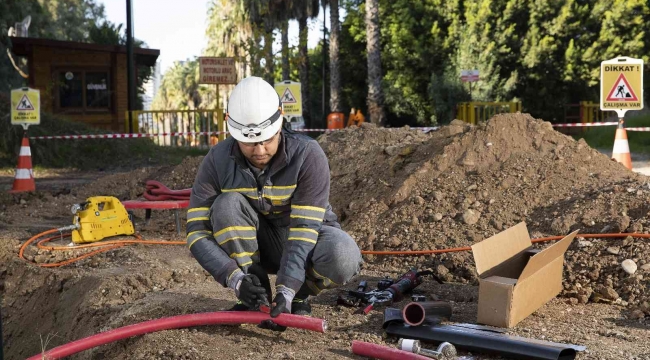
[19,146,31,156]
[15,168,33,179]
[612,139,630,154]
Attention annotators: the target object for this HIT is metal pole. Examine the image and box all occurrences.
[126,0,136,133]
[322,2,327,123]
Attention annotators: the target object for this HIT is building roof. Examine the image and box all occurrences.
[9,37,160,66]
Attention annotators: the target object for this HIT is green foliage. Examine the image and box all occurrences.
[153,60,205,110]
[337,0,650,125]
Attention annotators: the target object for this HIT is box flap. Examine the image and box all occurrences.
[471,222,532,276]
[517,230,578,282]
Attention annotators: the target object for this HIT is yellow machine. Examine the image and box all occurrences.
[70,196,134,244]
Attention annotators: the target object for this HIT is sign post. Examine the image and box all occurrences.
[11,87,40,131]
[274,80,303,130]
[461,70,480,99]
[198,57,237,141]
[601,56,644,169]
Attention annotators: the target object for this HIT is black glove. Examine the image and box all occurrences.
[237,274,268,309]
[259,293,290,332]
[270,293,290,318]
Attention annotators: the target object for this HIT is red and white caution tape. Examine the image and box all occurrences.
[28,126,441,140]
[28,131,227,140]
[625,127,650,132]
[552,122,618,127]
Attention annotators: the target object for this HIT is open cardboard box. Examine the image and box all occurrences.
[471,222,578,328]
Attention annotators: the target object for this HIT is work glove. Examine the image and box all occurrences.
[259,287,294,332]
[234,274,268,309]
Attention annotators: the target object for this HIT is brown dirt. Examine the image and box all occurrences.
[1,114,649,359]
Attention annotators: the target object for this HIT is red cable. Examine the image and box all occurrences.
[28,311,327,360]
[352,340,431,360]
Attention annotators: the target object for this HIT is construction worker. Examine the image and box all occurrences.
[186,76,362,324]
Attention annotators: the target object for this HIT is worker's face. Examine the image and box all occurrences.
[237,130,281,169]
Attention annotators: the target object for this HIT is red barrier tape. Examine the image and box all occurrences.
[28,127,441,140]
[552,122,618,127]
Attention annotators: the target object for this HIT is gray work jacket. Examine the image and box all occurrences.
[186,129,338,293]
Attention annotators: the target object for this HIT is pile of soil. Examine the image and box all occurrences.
[320,115,650,311]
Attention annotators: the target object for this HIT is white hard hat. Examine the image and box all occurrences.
[226,76,283,143]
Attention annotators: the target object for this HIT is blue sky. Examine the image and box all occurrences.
[99,0,336,74]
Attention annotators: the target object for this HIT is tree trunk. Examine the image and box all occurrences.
[298,16,311,126]
[365,0,385,125]
[281,20,290,81]
[329,0,341,113]
[263,22,275,85]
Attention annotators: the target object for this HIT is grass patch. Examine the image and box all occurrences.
[571,114,650,153]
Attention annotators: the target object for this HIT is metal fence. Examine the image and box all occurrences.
[456,101,522,125]
[124,110,226,148]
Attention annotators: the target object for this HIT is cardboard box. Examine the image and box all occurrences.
[471,222,578,328]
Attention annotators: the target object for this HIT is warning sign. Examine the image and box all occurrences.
[198,57,237,84]
[280,88,297,103]
[16,95,35,110]
[601,57,643,115]
[11,88,40,126]
[274,81,302,117]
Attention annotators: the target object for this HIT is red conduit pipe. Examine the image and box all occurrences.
[351,340,431,360]
[28,311,327,360]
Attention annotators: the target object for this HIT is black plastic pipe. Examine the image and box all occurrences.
[385,323,583,360]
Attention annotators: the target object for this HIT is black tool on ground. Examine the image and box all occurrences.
[377,277,394,290]
[337,281,368,307]
[411,294,426,302]
[343,268,440,315]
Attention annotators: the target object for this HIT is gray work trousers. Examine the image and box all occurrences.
[211,192,363,296]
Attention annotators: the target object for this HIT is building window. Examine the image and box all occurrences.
[56,70,110,112]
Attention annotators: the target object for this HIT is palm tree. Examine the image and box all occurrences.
[206,0,254,79]
[365,0,385,125]
[293,0,320,126]
[329,0,342,113]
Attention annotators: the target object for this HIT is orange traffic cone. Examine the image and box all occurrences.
[612,122,633,170]
[9,135,35,193]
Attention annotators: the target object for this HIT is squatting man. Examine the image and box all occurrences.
[186,76,363,326]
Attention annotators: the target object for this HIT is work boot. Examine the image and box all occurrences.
[291,296,312,316]
[290,283,313,316]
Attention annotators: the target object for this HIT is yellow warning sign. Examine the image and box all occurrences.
[11,88,40,125]
[274,81,302,117]
[601,57,643,115]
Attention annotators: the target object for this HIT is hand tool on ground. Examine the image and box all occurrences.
[337,281,368,307]
[348,268,440,314]
[399,339,457,360]
[69,196,134,244]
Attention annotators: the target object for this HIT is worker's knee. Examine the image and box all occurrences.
[209,192,258,228]
[210,192,247,212]
[312,227,363,285]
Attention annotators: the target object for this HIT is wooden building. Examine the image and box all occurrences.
[9,37,159,131]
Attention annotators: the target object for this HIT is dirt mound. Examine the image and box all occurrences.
[320,114,650,309]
